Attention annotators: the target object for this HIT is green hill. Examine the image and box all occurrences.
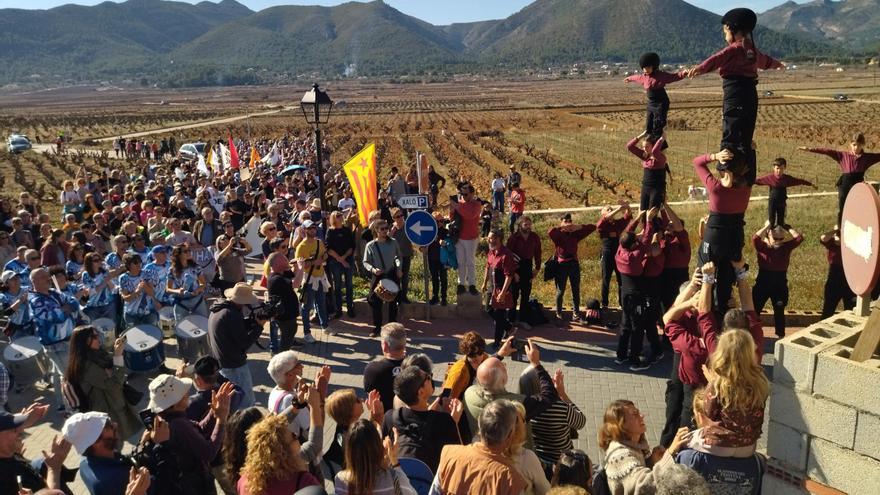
[760,0,880,49]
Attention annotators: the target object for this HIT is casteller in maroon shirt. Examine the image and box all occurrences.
[803,148,880,174]
[548,224,595,262]
[693,154,752,214]
[698,311,764,362]
[820,236,842,267]
[753,234,803,272]
[665,311,708,386]
[695,38,783,80]
[506,231,542,271]
[663,230,691,269]
[754,173,813,189]
[597,213,631,240]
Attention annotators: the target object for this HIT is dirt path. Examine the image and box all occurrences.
[92,107,291,142]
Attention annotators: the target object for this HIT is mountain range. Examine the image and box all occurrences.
[0,0,863,87]
[760,0,880,50]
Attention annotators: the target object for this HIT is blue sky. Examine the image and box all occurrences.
[0,0,815,24]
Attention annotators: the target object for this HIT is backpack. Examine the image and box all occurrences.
[61,379,91,412]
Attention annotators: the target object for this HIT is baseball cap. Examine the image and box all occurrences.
[561,213,573,221]
[0,411,28,432]
[150,245,168,255]
[62,412,110,455]
[148,374,193,413]
[0,270,18,283]
[301,219,315,229]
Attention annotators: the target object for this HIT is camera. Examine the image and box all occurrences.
[245,300,284,326]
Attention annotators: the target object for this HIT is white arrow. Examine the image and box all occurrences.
[409,221,435,236]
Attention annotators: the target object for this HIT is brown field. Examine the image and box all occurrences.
[2,68,879,310]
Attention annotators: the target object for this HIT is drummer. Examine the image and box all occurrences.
[0,269,33,338]
[118,253,161,328]
[144,245,173,309]
[28,267,76,411]
[167,244,208,320]
[363,219,403,338]
[80,252,118,326]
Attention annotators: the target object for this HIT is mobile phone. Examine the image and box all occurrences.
[139,408,155,430]
[449,194,459,202]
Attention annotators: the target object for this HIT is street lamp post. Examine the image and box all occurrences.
[300,83,334,214]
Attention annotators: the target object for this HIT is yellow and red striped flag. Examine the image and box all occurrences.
[343,143,378,227]
[249,146,260,169]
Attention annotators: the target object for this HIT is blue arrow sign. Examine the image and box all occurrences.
[405,210,438,247]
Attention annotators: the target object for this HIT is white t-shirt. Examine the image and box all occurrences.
[268,387,311,436]
[338,198,356,210]
[491,178,506,192]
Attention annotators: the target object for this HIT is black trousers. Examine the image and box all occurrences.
[721,78,759,184]
[428,259,448,303]
[837,172,865,226]
[822,264,856,318]
[554,260,581,313]
[368,277,399,332]
[510,260,534,323]
[645,95,670,141]
[600,244,621,308]
[617,275,662,362]
[661,352,684,447]
[699,214,745,315]
[660,267,690,317]
[768,193,787,227]
[640,168,667,211]
[753,270,789,337]
[490,307,512,345]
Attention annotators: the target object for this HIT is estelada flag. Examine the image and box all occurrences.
[228,135,240,169]
[343,143,378,227]
[249,146,260,169]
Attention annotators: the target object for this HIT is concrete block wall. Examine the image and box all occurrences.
[765,312,880,495]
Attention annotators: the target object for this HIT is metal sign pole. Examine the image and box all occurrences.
[424,249,431,321]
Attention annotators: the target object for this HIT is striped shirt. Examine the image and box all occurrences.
[529,399,587,466]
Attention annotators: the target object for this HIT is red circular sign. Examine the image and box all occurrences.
[841,182,880,296]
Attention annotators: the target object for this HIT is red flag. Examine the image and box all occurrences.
[227,135,240,169]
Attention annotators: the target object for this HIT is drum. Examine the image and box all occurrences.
[91,318,117,353]
[122,325,165,373]
[158,306,176,339]
[2,337,50,387]
[175,315,210,364]
[373,279,399,303]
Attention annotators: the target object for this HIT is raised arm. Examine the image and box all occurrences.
[798,146,843,161]
[626,133,648,160]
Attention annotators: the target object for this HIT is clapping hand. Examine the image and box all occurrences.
[553,369,566,395]
[42,436,71,471]
[125,466,151,495]
[366,389,384,423]
[20,402,49,429]
[524,338,541,366]
[383,427,400,467]
[210,382,235,424]
[315,365,331,399]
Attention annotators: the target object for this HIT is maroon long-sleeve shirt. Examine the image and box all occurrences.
[805,148,880,174]
[597,213,631,239]
[615,222,657,277]
[693,154,752,214]
[820,237,842,267]
[548,224,595,262]
[506,231,542,271]
[624,70,686,90]
[665,311,708,386]
[753,234,803,272]
[663,230,691,269]
[754,173,813,189]
[627,137,667,171]
[698,310,764,362]
[696,39,783,79]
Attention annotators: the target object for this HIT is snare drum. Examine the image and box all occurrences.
[2,337,50,387]
[175,315,210,363]
[123,325,165,373]
[158,306,176,339]
[373,279,399,303]
[91,318,117,353]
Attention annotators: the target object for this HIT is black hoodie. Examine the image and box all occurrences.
[207,299,261,369]
[381,406,460,473]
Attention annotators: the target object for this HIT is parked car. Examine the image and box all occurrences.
[177,142,206,160]
[6,134,32,153]
[834,94,849,101]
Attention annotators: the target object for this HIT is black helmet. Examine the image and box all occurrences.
[639,52,660,70]
[721,8,757,33]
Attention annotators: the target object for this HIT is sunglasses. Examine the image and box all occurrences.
[28,257,40,261]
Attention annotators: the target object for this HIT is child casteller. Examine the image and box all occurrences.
[688,8,785,185]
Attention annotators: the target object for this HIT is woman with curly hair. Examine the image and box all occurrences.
[691,329,769,457]
[221,407,264,491]
[237,414,320,495]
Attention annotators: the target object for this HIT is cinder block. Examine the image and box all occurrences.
[813,342,880,414]
[808,437,880,495]
[761,473,807,495]
[767,420,809,472]
[774,322,861,392]
[855,412,880,462]
[769,386,857,449]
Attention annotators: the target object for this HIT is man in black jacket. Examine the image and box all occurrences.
[267,252,300,354]
[207,282,266,409]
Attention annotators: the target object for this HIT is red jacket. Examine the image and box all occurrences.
[665,311,708,386]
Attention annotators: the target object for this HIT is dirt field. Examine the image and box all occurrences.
[2,68,879,309]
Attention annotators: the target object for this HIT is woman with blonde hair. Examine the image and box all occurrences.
[599,400,689,495]
[506,402,551,495]
[323,388,383,477]
[237,414,320,495]
[335,418,416,495]
[694,329,769,457]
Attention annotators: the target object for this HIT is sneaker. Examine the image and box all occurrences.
[369,329,380,338]
[456,284,465,295]
[629,360,652,372]
[555,311,565,320]
[324,327,337,336]
[571,312,583,323]
[468,285,479,296]
[613,357,627,365]
[649,351,665,364]
[302,334,316,344]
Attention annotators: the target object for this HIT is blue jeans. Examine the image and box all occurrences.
[44,341,69,408]
[269,319,297,354]
[220,364,255,409]
[300,284,328,335]
[327,258,354,313]
[492,190,505,212]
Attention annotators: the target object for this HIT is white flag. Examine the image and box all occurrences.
[261,143,280,167]
[197,153,209,176]
[218,143,229,172]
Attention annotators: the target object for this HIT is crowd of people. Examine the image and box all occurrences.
[1,6,878,495]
